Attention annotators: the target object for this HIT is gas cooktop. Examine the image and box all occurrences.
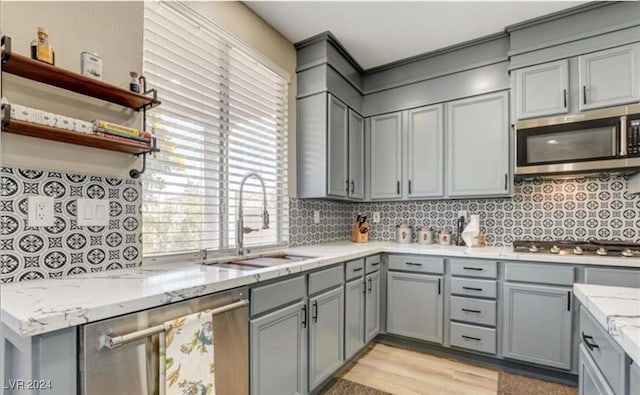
[512,240,640,258]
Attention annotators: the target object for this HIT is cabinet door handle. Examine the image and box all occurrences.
[582,332,599,351]
[463,266,483,271]
[504,173,508,191]
[620,116,628,156]
[438,278,441,295]
[312,301,318,323]
[396,180,400,195]
[563,89,567,108]
[462,335,481,342]
[408,180,412,195]
[362,281,366,294]
[367,277,372,293]
[583,86,587,105]
[462,286,483,291]
[345,179,350,193]
[351,180,355,194]
[567,291,572,311]
[462,308,482,314]
[301,305,307,328]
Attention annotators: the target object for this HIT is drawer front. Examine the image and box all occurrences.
[585,267,640,289]
[251,275,306,316]
[504,262,574,286]
[365,255,381,273]
[345,259,365,281]
[450,322,496,355]
[308,264,345,296]
[450,259,497,279]
[580,307,627,395]
[450,278,497,299]
[450,296,496,327]
[388,255,444,274]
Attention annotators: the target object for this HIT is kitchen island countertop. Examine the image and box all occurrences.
[3,240,640,337]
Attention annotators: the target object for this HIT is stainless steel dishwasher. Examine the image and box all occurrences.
[79,287,248,395]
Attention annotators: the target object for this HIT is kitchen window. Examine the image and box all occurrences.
[141,2,289,258]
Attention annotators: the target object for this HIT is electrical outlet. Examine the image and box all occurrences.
[313,210,320,224]
[458,210,469,222]
[28,196,55,227]
[373,211,381,223]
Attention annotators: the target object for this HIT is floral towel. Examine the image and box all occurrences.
[162,310,215,395]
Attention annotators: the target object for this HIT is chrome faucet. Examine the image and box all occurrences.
[236,172,270,255]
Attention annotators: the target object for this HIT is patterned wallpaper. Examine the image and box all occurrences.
[289,175,640,247]
[1,167,142,283]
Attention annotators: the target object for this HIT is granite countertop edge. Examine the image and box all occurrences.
[2,240,640,338]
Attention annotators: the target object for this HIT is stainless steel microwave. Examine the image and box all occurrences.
[515,104,640,178]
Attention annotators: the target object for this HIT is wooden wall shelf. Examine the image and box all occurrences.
[4,120,154,155]
[2,53,160,111]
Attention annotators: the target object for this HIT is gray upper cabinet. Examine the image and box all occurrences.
[344,278,365,361]
[369,112,403,200]
[515,59,569,119]
[446,91,510,198]
[365,271,381,342]
[250,301,307,395]
[405,104,444,199]
[387,271,443,343]
[579,43,640,111]
[328,94,349,198]
[502,283,572,370]
[308,286,345,392]
[348,110,365,200]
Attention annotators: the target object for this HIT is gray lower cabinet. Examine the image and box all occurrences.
[387,271,443,343]
[631,360,639,395]
[368,112,402,200]
[514,59,569,119]
[502,283,572,370]
[580,345,616,395]
[579,43,640,111]
[365,271,381,342]
[344,278,365,361]
[250,301,307,395]
[446,91,510,198]
[308,286,345,392]
[327,94,349,197]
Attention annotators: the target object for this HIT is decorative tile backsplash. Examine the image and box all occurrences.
[1,167,142,283]
[289,175,640,247]
[288,198,352,247]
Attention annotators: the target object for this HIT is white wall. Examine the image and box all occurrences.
[1,1,297,192]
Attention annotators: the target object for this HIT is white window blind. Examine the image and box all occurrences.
[142,2,289,257]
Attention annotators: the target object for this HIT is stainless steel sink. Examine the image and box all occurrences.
[213,253,315,271]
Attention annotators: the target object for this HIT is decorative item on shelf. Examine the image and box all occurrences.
[462,215,481,247]
[396,223,413,244]
[30,27,55,65]
[81,52,102,80]
[439,229,452,245]
[417,225,435,245]
[351,214,369,243]
[129,71,141,93]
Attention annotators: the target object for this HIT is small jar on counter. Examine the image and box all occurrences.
[439,229,452,245]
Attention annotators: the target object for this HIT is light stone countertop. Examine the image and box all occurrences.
[2,240,639,337]
[573,283,640,363]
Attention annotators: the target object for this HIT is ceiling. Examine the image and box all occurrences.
[245,1,586,70]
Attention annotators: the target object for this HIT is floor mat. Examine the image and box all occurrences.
[321,378,393,395]
[497,371,577,395]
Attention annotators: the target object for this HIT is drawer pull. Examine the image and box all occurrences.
[582,332,599,351]
[352,267,363,272]
[462,308,482,314]
[462,286,483,291]
[371,262,380,266]
[462,335,482,342]
[406,262,423,266]
[463,266,483,271]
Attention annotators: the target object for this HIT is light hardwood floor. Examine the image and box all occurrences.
[341,343,499,395]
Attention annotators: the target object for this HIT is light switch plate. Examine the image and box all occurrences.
[313,210,320,224]
[28,195,55,227]
[77,198,109,226]
[373,211,380,223]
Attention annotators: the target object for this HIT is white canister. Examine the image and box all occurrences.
[439,229,452,246]
[396,223,413,244]
[417,226,434,245]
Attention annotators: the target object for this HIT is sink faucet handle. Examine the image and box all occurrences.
[263,209,270,229]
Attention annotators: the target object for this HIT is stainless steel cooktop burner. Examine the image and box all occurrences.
[512,240,640,258]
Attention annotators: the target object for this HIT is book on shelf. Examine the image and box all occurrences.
[94,131,151,148]
[94,127,151,143]
[93,119,140,138]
